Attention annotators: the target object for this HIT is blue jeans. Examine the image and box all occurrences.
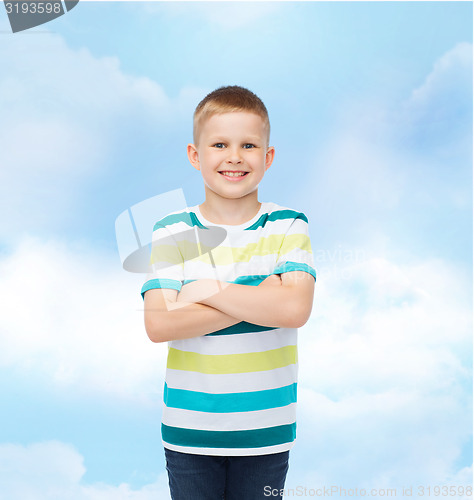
[164,448,289,500]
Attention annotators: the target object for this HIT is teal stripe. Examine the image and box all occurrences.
[162,422,296,449]
[153,212,207,232]
[141,278,182,299]
[206,322,277,336]
[164,383,297,413]
[232,275,267,286]
[154,209,308,232]
[274,262,316,280]
[245,210,308,230]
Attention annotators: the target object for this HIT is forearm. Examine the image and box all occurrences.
[204,283,299,328]
[145,299,241,343]
[181,279,301,328]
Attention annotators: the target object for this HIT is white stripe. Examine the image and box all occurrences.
[183,252,313,282]
[170,328,297,355]
[184,254,280,282]
[162,403,296,432]
[152,219,188,236]
[284,217,309,232]
[204,223,294,251]
[145,261,184,283]
[163,441,295,457]
[153,206,312,283]
[165,364,298,393]
[160,211,299,246]
[277,248,314,264]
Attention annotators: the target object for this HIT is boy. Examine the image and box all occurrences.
[141,86,316,500]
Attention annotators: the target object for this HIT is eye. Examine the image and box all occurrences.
[213,143,226,149]
[243,143,256,149]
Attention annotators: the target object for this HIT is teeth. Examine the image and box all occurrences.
[221,172,246,177]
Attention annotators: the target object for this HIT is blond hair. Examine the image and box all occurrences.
[193,85,270,145]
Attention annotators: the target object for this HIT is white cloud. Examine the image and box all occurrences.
[0,441,85,496]
[0,236,470,488]
[0,32,159,167]
[289,254,472,489]
[0,30,201,240]
[0,234,470,399]
[0,441,171,500]
[405,42,472,124]
[447,466,474,500]
[397,42,473,180]
[292,386,471,489]
[301,255,471,396]
[0,235,167,400]
[307,43,472,248]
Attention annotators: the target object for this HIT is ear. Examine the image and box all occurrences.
[264,146,275,171]
[187,143,200,171]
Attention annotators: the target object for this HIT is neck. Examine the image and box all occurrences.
[199,193,261,225]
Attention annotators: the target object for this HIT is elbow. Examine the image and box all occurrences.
[293,314,310,328]
[284,316,306,329]
[147,333,167,344]
[284,302,312,329]
[145,317,169,343]
[146,327,166,344]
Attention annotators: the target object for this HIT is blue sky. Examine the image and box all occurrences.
[0,1,472,498]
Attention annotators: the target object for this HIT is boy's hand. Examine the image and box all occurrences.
[175,275,282,309]
[177,279,230,305]
[259,274,282,287]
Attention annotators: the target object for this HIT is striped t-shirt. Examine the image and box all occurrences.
[141,201,316,456]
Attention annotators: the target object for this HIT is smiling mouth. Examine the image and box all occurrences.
[218,171,249,177]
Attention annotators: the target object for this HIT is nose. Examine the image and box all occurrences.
[226,147,242,164]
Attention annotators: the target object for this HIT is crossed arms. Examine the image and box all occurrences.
[143,271,315,343]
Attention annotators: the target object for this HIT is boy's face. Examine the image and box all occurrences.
[187,112,275,204]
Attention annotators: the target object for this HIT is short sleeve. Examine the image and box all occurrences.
[140,220,185,300]
[273,213,316,281]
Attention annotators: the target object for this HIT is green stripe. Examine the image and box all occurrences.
[186,234,311,266]
[278,233,313,256]
[150,211,312,267]
[150,242,183,265]
[245,210,308,230]
[151,233,313,266]
[164,383,297,413]
[162,422,296,449]
[167,345,297,374]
